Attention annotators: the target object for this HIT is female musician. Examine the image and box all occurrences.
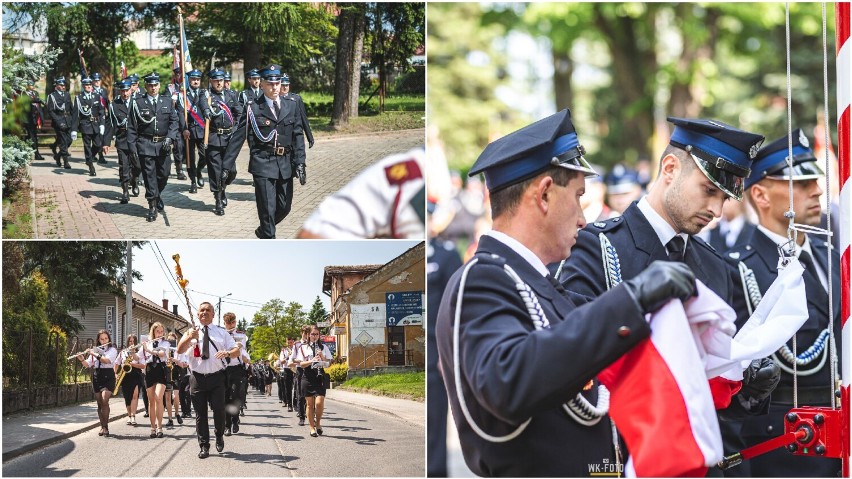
[294,324,331,438]
[165,332,185,426]
[143,322,170,438]
[116,334,145,426]
[76,330,117,437]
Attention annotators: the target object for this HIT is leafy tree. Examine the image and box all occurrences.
[331,3,367,128]
[366,2,425,112]
[251,299,306,358]
[19,242,145,334]
[308,296,328,324]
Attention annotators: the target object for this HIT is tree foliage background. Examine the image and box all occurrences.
[429,2,837,174]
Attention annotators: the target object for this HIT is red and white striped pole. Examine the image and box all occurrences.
[835,3,851,477]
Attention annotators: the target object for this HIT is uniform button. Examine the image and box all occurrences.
[767,425,773,433]
[617,326,631,337]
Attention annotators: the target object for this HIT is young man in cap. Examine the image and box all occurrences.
[23,80,45,161]
[71,76,105,177]
[91,72,109,165]
[603,163,644,215]
[103,80,139,203]
[556,117,782,470]
[126,72,180,222]
[722,129,842,478]
[205,68,243,216]
[47,77,74,169]
[240,69,262,107]
[222,72,239,104]
[177,69,209,193]
[435,109,697,476]
[224,64,307,239]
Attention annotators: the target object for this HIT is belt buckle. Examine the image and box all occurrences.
[275,146,286,156]
[152,135,162,142]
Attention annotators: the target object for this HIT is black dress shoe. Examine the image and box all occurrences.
[97,158,107,165]
[88,163,96,176]
[216,436,224,453]
[198,447,209,459]
[177,171,187,180]
[214,196,224,216]
[224,428,232,436]
[166,418,173,427]
[63,158,71,169]
[288,407,293,412]
[156,198,164,211]
[254,227,263,239]
[176,415,183,424]
[55,156,62,167]
[298,418,305,426]
[317,427,323,436]
[196,173,205,187]
[143,412,149,418]
[231,423,239,434]
[221,190,228,207]
[132,181,140,197]
[146,206,157,222]
[189,182,197,194]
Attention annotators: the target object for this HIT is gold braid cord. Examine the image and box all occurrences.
[172,254,196,327]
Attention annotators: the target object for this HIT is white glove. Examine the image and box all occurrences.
[99,125,104,136]
[71,131,78,141]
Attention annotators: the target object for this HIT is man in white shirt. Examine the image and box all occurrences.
[177,302,240,459]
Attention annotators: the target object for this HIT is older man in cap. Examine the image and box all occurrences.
[555,117,781,471]
[71,76,105,176]
[240,69,262,107]
[721,129,842,478]
[435,109,697,476]
[103,80,139,204]
[47,77,74,169]
[127,72,180,222]
[225,64,307,239]
[205,68,243,216]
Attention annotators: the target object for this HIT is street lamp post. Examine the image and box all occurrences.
[218,293,232,326]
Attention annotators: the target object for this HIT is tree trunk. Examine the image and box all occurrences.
[552,51,574,112]
[331,8,357,129]
[349,13,365,119]
[243,40,263,78]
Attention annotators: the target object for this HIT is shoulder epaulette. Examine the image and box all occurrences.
[724,244,757,264]
[588,216,625,233]
[691,235,724,260]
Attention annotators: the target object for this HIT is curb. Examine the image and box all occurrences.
[325,392,423,428]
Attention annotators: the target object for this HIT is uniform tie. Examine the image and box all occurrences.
[798,250,829,301]
[202,326,210,360]
[667,236,686,262]
[546,273,566,294]
[273,100,280,118]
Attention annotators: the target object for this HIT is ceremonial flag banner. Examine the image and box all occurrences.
[78,49,88,78]
[120,61,127,81]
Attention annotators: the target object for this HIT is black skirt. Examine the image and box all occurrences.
[146,362,168,386]
[92,367,116,394]
[300,367,326,397]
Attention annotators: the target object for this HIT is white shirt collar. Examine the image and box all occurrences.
[149,95,158,104]
[266,96,279,110]
[637,196,689,249]
[485,230,549,277]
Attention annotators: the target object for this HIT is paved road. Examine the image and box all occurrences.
[3,386,424,477]
[27,129,423,239]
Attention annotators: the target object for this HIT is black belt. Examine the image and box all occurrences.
[193,369,225,377]
[259,145,291,156]
[215,127,233,135]
[773,385,835,405]
[143,135,166,143]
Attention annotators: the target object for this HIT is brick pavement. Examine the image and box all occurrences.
[25,129,424,239]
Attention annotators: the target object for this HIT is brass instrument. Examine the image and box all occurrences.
[112,351,135,395]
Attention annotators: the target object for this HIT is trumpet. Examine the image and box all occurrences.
[112,352,135,395]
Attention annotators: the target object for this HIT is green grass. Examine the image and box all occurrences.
[340,371,424,401]
[2,193,33,239]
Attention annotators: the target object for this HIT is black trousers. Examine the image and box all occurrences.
[81,131,101,165]
[140,152,172,201]
[183,137,206,180]
[206,145,226,193]
[179,374,192,414]
[190,370,226,448]
[25,124,41,158]
[295,368,306,419]
[140,373,149,412]
[283,369,294,406]
[253,176,294,239]
[53,127,71,158]
[117,147,140,185]
[224,365,246,429]
[277,375,286,402]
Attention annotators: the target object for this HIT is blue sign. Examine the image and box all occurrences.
[385,291,423,327]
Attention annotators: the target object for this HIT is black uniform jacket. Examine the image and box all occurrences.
[126,95,179,157]
[283,92,314,147]
[436,235,650,477]
[47,91,73,130]
[224,95,305,180]
[706,221,757,254]
[71,93,105,135]
[177,89,209,140]
[104,98,131,150]
[205,90,243,148]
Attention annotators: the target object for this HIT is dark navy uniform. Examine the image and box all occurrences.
[240,69,263,107]
[176,70,209,191]
[705,220,756,254]
[722,128,842,478]
[225,64,306,239]
[71,77,105,176]
[24,83,45,161]
[167,74,189,182]
[126,72,180,221]
[103,80,140,203]
[427,236,462,477]
[204,68,244,214]
[47,78,73,169]
[91,73,110,164]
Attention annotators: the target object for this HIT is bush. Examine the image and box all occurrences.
[3,135,33,191]
[393,67,424,94]
[326,363,348,382]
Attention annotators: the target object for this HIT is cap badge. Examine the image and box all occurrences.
[799,130,809,148]
[749,141,762,159]
[594,222,606,228]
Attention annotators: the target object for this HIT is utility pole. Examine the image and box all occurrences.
[218,293,232,326]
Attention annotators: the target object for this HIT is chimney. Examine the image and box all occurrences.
[173,305,178,315]
[162,299,169,310]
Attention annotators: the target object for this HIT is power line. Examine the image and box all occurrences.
[187,288,265,307]
[150,242,196,314]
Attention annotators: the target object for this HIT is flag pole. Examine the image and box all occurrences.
[178,7,191,174]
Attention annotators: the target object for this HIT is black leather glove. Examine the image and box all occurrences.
[162,137,173,153]
[308,139,315,149]
[296,164,306,185]
[740,357,780,401]
[621,261,696,314]
[130,152,139,164]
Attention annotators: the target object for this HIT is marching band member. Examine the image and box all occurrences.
[287,326,311,426]
[76,329,117,437]
[176,302,240,459]
[223,312,248,436]
[117,334,145,426]
[143,322,170,438]
[165,332,185,427]
[278,339,294,410]
[293,324,331,438]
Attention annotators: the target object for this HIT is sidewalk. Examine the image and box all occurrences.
[2,388,423,462]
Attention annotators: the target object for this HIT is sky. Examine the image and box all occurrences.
[129,240,422,327]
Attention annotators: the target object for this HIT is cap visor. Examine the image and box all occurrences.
[691,154,745,201]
